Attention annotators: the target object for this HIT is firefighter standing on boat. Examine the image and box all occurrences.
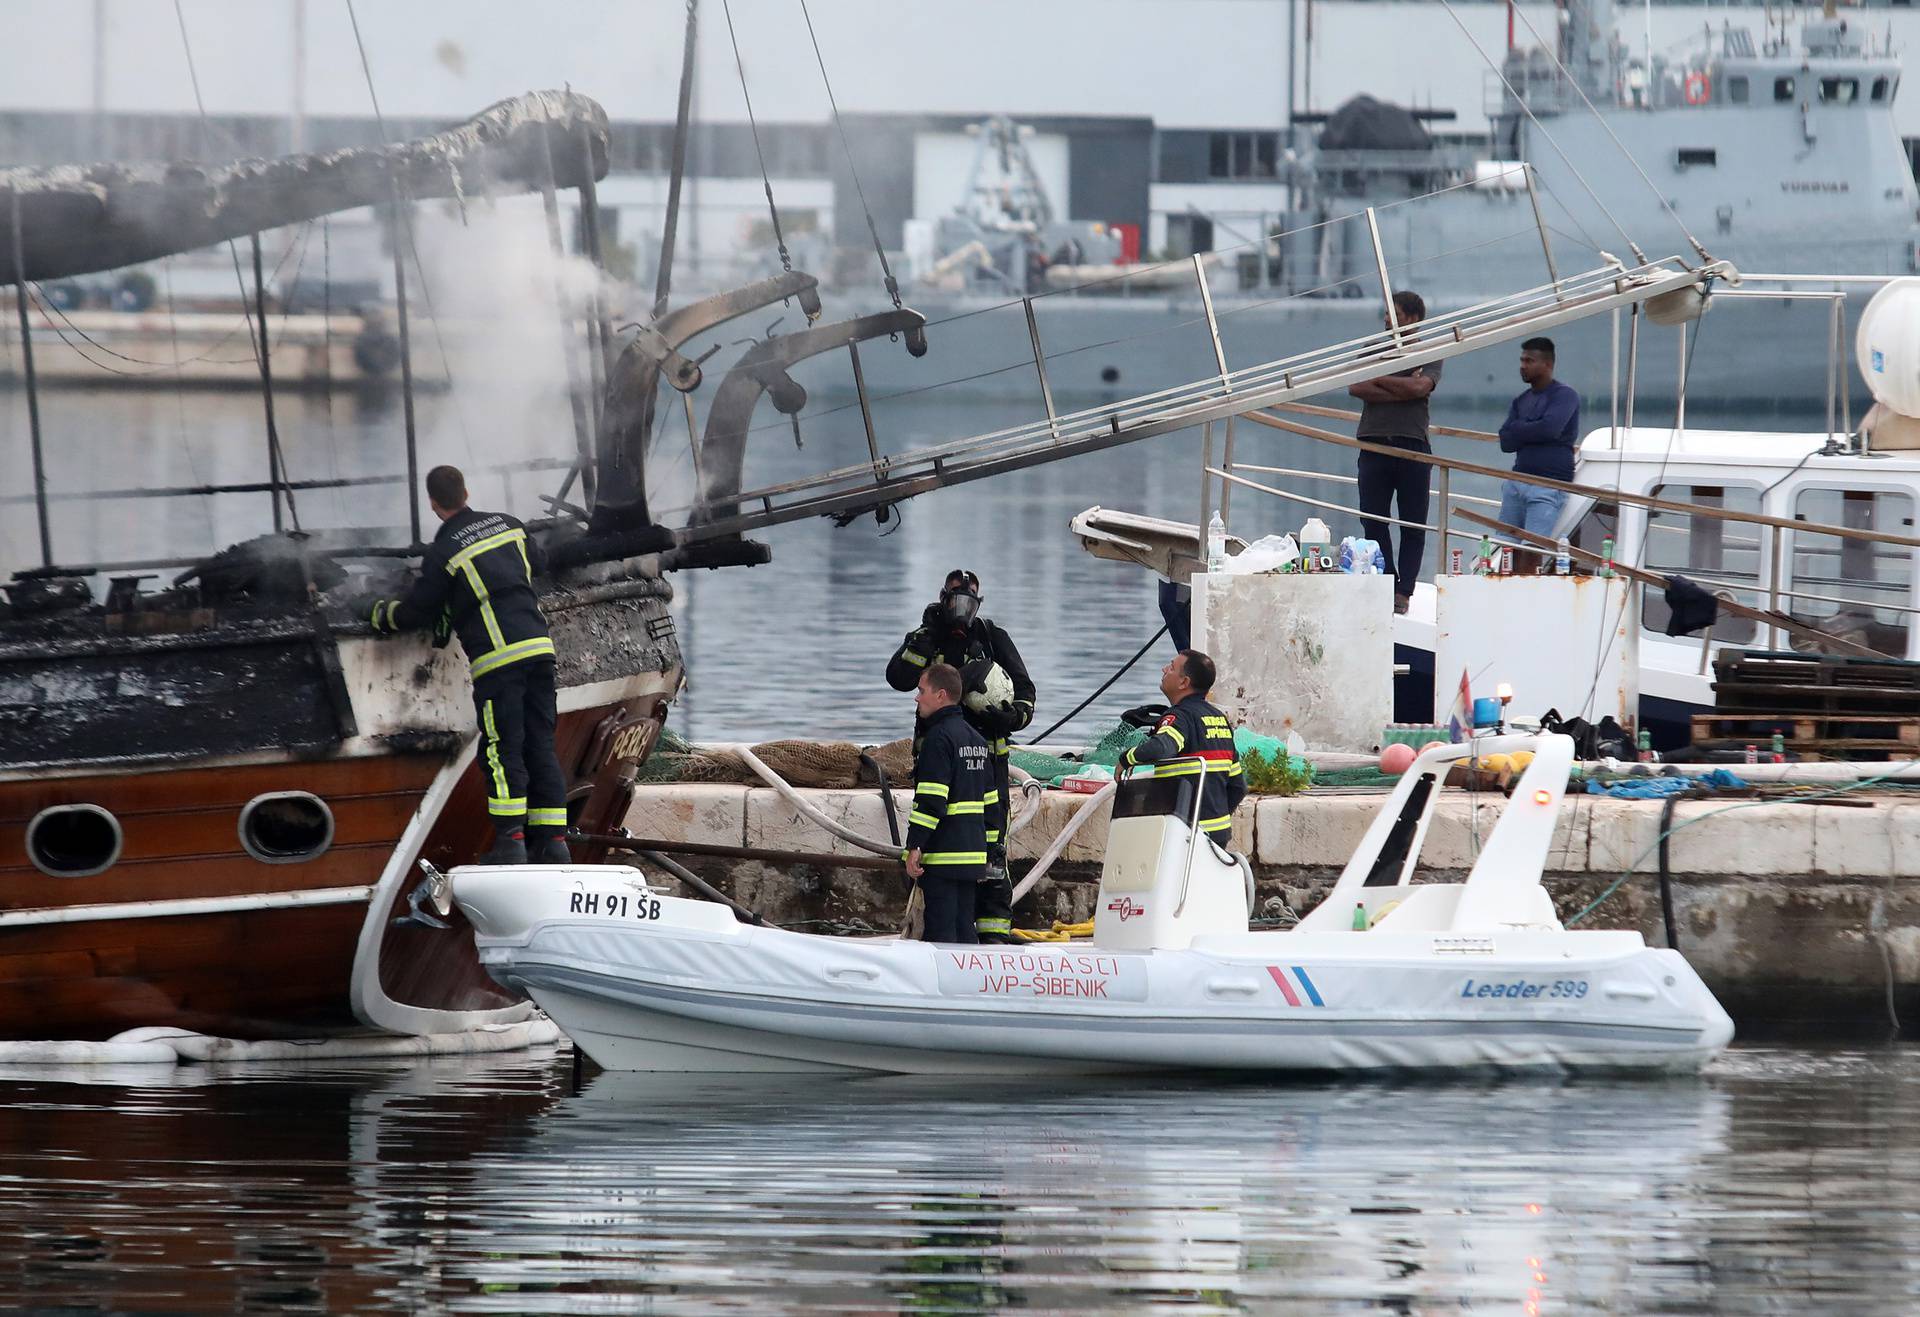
[903,663,995,944]
[886,569,1035,942]
[370,465,569,865]
[1121,650,1246,842]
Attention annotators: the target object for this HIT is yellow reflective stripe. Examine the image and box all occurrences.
[990,739,1008,754]
[459,561,507,652]
[1157,725,1187,751]
[908,811,941,829]
[516,538,532,578]
[985,829,1001,843]
[1150,760,1203,777]
[975,917,1012,933]
[914,781,950,798]
[982,790,1000,805]
[445,527,526,576]
[470,636,556,678]
[922,851,988,865]
[1200,816,1233,832]
[488,797,529,816]
[900,650,929,667]
[482,701,509,803]
[527,808,568,827]
[1203,761,1240,773]
[946,801,987,815]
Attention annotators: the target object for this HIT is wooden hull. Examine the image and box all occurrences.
[0,679,671,1042]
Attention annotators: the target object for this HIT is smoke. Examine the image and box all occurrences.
[405,194,600,529]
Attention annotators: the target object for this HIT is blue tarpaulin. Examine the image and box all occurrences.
[1583,769,1747,798]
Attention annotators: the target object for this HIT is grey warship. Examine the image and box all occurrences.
[850,0,1916,408]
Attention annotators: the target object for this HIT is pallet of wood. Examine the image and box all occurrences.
[1690,712,1920,756]
[1713,649,1920,704]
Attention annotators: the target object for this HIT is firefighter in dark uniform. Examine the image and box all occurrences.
[1120,649,1246,844]
[903,663,995,943]
[369,465,569,865]
[885,569,1035,942]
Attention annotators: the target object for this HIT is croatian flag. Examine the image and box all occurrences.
[1446,668,1472,743]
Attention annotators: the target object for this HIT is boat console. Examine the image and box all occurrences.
[1093,766,1253,950]
[1295,732,1571,934]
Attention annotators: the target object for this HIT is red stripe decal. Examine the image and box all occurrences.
[1266,964,1302,1007]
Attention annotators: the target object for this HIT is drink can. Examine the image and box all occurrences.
[1744,743,1758,764]
[1497,546,1514,575]
[1449,547,1464,574]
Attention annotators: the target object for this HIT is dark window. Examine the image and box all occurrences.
[1206,130,1281,180]
[1728,76,1750,104]
[1819,77,1860,105]
[1641,485,1762,643]
[27,805,122,878]
[1676,147,1718,167]
[1789,488,1914,656]
[1872,76,1891,102]
[1775,76,1796,101]
[239,792,335,864]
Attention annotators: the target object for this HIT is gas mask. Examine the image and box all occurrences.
[939,572,981,628]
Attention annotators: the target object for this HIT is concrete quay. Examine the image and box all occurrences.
[621,783,1920,1038]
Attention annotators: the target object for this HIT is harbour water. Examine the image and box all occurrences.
[1,1044,1916,1311]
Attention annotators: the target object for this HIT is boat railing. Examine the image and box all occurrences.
[1217,404,1920,658]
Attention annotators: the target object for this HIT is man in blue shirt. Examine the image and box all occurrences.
[1497,337,1581,538]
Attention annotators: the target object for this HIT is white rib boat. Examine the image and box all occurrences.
[450,733,1732,1075]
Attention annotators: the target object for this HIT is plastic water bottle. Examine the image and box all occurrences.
[1351,901,1369,931]
[1771,732,1786,763]
[1600,536,1616,578]
[1205,511,1227,573]
[1554,537,1571,576]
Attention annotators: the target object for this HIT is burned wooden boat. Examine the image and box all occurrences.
[0,89,852,1042]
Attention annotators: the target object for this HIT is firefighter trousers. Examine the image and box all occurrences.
[920,871,981,944]
[473,658,567,835]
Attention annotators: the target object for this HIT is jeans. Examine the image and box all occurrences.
[1498,480,1569,539]
[1357,437,1431,598]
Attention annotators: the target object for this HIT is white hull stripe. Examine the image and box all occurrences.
[0,886,373,928]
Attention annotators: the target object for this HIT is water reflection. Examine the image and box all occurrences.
[2,1046,1916,1311]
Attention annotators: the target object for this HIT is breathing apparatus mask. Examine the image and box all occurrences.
[939,570,981,628]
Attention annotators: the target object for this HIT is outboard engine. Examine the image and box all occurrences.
[1092,766,1251,950]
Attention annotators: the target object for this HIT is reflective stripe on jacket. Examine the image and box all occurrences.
[904,705,993,867]
[383,508,554,679]
[1121,694,1247,835]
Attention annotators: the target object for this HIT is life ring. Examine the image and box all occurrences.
[1684,71,1712,105]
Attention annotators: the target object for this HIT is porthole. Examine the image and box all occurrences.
[239,792,335,864]
[27,804,123,878]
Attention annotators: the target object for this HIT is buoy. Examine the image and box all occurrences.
[1380,742,1417,775]
[1683,71,1712,105]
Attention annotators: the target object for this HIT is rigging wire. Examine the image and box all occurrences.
[694,221,1552,462]
[1507,2,1710,260]
[1434,0,1647,262]
[26,227,311,374]
[719,0,792,274]
[797,0,902,309]
[343,0,477,470]
[161,256,216,543]
[172,0,300,528]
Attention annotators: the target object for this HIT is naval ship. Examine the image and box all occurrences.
[840,0,1917,410]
